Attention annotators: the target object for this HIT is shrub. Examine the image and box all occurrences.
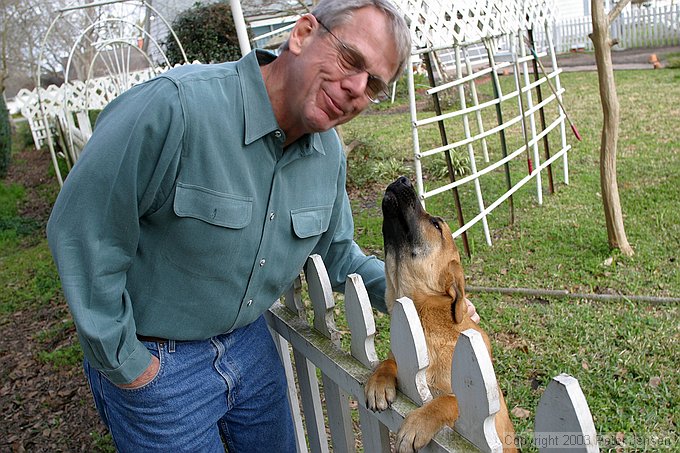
[164,2,249,65]
[0,96,11,178]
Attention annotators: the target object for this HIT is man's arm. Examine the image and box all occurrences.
[47,77,184,385]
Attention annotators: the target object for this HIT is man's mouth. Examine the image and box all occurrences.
[323,90,345,117]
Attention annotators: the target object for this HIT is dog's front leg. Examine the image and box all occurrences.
[396,394,459,453]
[365,354,397,411]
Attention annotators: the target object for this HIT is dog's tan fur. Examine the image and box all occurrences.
[365,177,516,452]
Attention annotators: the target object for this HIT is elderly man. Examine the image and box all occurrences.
[48,0,411,451]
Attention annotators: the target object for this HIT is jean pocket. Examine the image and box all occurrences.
[116,341,164,392]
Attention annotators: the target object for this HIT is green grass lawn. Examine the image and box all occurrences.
[2,68,678,451]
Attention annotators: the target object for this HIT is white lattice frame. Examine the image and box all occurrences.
[392,0,570,250]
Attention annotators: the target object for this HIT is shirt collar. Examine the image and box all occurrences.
[236,49,326,156]
[237,49,279,146]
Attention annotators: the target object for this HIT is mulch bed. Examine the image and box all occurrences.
[1,147,110,452]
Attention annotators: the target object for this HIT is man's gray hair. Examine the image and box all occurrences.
[282,0,411,83]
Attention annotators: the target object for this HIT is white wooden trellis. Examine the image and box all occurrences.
[265,254,600,452]
[391,0,573,254]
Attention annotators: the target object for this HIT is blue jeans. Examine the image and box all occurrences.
[84,315,296,452]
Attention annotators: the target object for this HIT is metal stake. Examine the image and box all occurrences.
[528,28,555,194]
[483,39,515,226]
[423,51,471,258]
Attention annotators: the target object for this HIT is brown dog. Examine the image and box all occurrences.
[365,176,516,452]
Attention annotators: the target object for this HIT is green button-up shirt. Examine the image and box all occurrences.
[47,50,386,385]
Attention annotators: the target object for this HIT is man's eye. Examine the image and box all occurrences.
[339,49,361,71]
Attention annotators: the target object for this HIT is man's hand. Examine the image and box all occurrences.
[117,355,160,389]
[465,297,480,324]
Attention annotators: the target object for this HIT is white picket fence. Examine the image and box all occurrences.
[554,4,680,52]
[266,254,600,452]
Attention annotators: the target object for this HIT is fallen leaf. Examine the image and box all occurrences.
[603,257,614,266]
[511,406,531,419]
[649,376,661,388]
[616,432,625,444]
[582,360,589,370]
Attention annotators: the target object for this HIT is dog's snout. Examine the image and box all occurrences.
[397,176,411,188]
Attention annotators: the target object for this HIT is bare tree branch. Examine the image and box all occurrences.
[608,0,633,23]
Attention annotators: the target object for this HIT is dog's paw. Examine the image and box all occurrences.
[395,394,459,452]
[395,406,442,453]
[365,359,397,411]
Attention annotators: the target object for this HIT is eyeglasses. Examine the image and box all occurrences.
[316,18,390,104]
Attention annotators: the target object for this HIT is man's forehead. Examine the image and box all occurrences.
[332,10,398,80]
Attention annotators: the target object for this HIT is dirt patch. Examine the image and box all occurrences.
[1,148,109,452]
[5,148,57,225]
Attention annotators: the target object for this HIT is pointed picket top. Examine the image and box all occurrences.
[344,274,380,369]
[391,297,432,405]
[451,329,503,453]
[306,254,341,346]
[535,374,600,453]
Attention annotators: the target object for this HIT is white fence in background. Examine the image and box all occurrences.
[266,254,600,452]
[14,67,163,152]
[554,4,680,52]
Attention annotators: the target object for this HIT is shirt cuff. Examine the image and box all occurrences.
[100,341,153,385]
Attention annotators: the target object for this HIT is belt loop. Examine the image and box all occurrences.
[168,339,176,353]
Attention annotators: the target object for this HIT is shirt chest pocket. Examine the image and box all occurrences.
[174,183,252,228]
[163,183,253,279]
[290,205,333,239]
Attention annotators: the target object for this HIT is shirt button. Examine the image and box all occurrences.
[259,259,266,267]
[274,130,282,139]
[269,212,275,221]
[246,299,253,307]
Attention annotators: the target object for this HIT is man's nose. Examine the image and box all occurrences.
[340,71,369,99]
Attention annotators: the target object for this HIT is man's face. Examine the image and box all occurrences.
[291,7,399,133]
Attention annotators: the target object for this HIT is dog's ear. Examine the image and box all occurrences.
[446,260,467,324]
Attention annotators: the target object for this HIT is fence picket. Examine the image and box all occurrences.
[278,279,311,452]
[305,255,355,452]
[271,329,309,453]
[344,273,391,451]
[535,374,599,452]
[293,348,331,453]
[451,330,503,453]
[344,273,380,369]
[391,297,432,405]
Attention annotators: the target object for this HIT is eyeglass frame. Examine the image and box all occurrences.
[314,17,391,104]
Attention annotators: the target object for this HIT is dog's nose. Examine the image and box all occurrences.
[397,176,411,187]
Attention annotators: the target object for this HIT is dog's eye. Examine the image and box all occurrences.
[430,218,441,231]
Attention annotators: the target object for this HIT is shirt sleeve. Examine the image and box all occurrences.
[318,137,388,314]
[46,76,185,385]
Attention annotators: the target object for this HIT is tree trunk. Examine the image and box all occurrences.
[590,0,634,256]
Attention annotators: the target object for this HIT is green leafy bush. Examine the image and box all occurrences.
[164,2,249,65]
[0,96,11,178]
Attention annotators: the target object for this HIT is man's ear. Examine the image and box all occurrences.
[288,14,317,56]
[446,260,467,324]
